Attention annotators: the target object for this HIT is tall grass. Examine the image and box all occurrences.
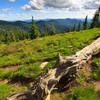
[91,57,100,80]
[66,85,100,100]
[0,84,11,99]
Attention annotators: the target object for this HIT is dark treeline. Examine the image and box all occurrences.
[0,28,30,43]
[0,17,57,43]
[0,7,99,43]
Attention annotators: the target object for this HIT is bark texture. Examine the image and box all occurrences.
[6,38,100,100]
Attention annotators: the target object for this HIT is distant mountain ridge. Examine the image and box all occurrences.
[0,18,92,32]
[24,18,92,23]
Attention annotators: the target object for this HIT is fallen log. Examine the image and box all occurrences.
[6,38,100,100]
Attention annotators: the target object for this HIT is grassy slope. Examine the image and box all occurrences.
[91,55,100,80]
[0,28,100,99]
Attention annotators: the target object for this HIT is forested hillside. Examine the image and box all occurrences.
[0,18,86,32]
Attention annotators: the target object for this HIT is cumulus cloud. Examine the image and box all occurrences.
[84,0,100,9]
[22,0,44,10]
[22,0,80,11]
[2,7,14,12]
[44,0,74,9]
[9,0,16,2]
[22,5,32,11]
[22,0,100,11]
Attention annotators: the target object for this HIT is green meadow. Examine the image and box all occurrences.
[0,28,100,99]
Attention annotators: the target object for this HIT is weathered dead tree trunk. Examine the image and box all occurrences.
[6,38,100,100]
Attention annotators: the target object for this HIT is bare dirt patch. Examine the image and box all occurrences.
[94,81,100,91]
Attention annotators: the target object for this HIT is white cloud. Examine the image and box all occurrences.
[83,0,100,9]
[22,0,81,11]
[2,7,14,12]
[22,0,44,10]
[22,4,32,11]
[45,0,74,9]
[9,0,16,2]
[0,13,31,20]
[0,9,96,21]
[22,0,100,11]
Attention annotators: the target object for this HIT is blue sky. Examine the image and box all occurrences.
[0,0,99,20]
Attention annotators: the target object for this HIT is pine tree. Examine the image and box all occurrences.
[65,27,70,32]
[49,24,56,35]
[10,30,16,42]
[83,16,88,30]
[30,16,40,39]
[73,24,76,31]
[14,28,20,41]
[91,7,100,28]
[0,30,6,42]
[78,21,81,31]
[44,24,50,36]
